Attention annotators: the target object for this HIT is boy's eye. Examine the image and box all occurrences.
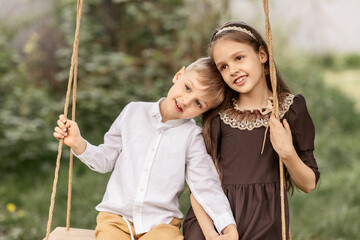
[185,85,190,91]
[236,56,243,61]
[196,100,202,108]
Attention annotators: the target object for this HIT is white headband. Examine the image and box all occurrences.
[215,26,256,40]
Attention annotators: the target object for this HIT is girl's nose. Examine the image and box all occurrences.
[230,65,239,76]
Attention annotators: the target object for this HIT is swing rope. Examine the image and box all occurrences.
[44,0,84,239]
[262,0,290,239]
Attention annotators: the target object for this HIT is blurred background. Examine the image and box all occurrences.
[1,0,359,239]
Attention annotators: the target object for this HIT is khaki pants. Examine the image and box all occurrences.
[95,211,184,240]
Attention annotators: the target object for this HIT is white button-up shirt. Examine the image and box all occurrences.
[75,99,235,234]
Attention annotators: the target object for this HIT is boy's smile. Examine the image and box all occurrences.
[159,67,216,122]
[174,99,183,112]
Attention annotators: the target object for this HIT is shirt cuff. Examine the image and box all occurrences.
[71,140,97,170]
[213,211,236,235]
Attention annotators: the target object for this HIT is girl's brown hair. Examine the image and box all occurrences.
[203,21,294,193]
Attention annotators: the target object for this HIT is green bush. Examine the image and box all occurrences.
[1,0,360,239]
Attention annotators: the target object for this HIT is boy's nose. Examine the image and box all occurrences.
[182,97,193,107]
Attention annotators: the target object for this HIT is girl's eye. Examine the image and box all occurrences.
[236,56,243,61]
[185,85,190,91]
[196,100,202,108]
[220,65,228,71]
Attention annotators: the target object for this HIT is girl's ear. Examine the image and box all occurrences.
[258,46,268,63]
[172,66,186,83]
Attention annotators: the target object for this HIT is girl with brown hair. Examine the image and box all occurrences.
[183,21,320,240]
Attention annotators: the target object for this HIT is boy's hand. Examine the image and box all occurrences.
[218,224,238,240]
[207,224,238,240]
[53,114,86,155]
[269,115,296,159]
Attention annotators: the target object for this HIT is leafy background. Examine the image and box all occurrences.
[1,0,359,239]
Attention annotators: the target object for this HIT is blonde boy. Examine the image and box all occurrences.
[54,57,238,240]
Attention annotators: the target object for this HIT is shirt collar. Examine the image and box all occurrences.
[151,98,189,129]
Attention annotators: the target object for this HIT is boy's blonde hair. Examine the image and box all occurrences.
[185,57,226,108]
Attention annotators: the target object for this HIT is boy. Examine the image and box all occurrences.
[53,57,238,240]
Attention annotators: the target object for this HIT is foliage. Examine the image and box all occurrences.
[278,53,360,239]
[0,0,359,239]
[1,0,223,239]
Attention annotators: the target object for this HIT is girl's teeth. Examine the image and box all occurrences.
[236,76,246,83]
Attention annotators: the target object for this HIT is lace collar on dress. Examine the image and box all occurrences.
[219,93,295,130]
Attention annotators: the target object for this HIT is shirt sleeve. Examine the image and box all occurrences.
[185,127,236,233]
[73,103,131,173]
[285,94,320,183]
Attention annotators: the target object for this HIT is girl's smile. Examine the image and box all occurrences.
[234,75,247,85]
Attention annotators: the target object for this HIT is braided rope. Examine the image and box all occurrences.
[44,0,83,239]
[262,0,288,239]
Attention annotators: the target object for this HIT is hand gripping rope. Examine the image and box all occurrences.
[262,0,291,239]
[44,0,83,239]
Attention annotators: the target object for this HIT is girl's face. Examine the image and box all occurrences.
[212,39,268,96]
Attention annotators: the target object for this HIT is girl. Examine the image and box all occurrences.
[183,21,320,240]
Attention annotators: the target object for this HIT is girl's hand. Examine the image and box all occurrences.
[53,114,86,155]
[268,115,296,159]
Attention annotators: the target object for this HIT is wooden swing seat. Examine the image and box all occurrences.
[43,227,95,240]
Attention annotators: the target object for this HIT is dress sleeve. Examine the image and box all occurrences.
[285,94,320,183]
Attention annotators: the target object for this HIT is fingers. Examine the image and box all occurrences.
[54,114,71,140]
[59,115,71,127]
[269,115,290,131]
[282,118,291,131]
[53,126,68,139]
[269,115,280,129]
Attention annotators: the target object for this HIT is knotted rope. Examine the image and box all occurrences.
[262,0,290,239]
[44,0,84,239]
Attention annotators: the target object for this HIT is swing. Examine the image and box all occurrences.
[42,0,289,239]
[42,0,95,239]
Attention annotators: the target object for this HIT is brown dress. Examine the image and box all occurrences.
[183,93,320,240]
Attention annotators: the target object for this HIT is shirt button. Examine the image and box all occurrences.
[140,188,144,192]
[151,148,155,152]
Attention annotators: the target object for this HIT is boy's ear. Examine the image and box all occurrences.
[172,66,186,83]
[258,46,268,63]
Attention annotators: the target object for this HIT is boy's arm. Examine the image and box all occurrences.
[53,103,131,173]
[190,194,238,240]
[185,128,236,235]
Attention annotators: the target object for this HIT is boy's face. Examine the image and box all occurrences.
[160,67,217,122]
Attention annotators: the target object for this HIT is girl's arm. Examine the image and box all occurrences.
[190,194,238,240]
[269,115,316,193]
